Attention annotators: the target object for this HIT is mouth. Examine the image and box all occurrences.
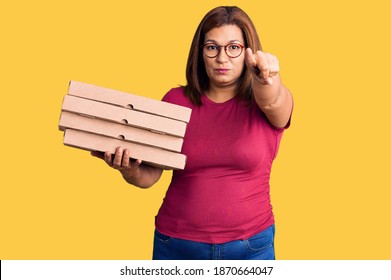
[215,68,230,74]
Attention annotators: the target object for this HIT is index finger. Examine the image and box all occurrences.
[245,48,260,75]
[254,51,270,80]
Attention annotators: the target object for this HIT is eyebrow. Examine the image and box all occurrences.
[204,39,243,45]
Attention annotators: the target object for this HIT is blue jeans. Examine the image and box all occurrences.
[152,224,275,260]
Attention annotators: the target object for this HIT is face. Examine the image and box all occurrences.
[202,24,245,89]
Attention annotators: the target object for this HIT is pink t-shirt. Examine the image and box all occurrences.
[155,87,286,243]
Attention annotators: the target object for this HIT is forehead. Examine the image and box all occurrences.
[204,24,244,43]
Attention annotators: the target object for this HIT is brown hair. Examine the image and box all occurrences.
[184,6,262,105]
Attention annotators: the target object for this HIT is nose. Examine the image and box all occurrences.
[216,47,229,63]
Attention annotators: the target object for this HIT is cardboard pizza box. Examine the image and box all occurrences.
[59,111,183,152]
[63,129,186,170]
[68,80,191,123]
[61,95,187,137]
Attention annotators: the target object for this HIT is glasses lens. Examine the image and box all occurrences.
[203,43,243,58]
[226,44,243,57]
[203,44,219,57]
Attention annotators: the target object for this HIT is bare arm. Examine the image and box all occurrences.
[91,147,163,189]
[245,48,293,128]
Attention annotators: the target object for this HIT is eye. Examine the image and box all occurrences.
[206,44,219,51]
[228,44,241,50]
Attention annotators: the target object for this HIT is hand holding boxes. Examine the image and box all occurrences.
[59,81,191,170]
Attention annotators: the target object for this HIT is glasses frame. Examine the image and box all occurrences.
[201,43,245,58]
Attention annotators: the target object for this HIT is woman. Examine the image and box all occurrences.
[93,6,293,260]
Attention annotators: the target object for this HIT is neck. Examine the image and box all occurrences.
[206,84,236,103]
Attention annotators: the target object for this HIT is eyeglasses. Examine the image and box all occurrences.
[202,43,245,58]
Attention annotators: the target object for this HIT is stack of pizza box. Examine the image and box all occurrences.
[59,81,191,170]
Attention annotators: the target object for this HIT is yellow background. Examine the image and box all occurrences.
[1,0,390,260]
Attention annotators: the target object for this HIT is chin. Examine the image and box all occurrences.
[212,77,234,85]
[217,79,238,87]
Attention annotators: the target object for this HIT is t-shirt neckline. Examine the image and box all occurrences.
[202,93,237,106]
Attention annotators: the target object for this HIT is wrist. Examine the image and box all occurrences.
[253,81,282,108]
